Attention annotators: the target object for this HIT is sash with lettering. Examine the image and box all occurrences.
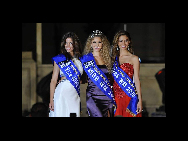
[52,54,81,97]
[80,53,117,113]
[112,56,139,116]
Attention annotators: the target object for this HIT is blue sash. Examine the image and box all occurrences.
[80,53,117,113]
[52,54,81,97]
[112,57,139,116]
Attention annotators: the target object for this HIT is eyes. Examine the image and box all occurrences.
[92,41,102,43]
[119,39,129,42]
[65,42,73,45]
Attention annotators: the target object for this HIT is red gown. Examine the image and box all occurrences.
[113,63,142,117]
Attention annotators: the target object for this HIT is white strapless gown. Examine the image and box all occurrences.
[49,58,83,117]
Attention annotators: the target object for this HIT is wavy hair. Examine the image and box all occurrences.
[112,30,133,63]
[83,31,112,73]
[60,32,82,60]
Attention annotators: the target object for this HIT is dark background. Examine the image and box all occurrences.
[22,23,165,64]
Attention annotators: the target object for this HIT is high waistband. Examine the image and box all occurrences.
[60,78,67,83]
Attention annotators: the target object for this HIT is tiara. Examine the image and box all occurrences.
[90,30,103,38]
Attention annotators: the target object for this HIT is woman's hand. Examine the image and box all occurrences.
[49,100,54,111]
[136,101,142,114]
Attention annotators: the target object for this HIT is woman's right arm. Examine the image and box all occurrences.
[49,61,60,111]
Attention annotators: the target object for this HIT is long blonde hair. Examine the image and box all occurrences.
[83,30,112,73]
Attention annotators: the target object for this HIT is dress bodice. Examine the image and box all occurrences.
[119,63,134,79]
[60,58,83,77]
[113,63,134,99]
[87,65,109,96]
[86,65,113,117]
[113,62,141,117]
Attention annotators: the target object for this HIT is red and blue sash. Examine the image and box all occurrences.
[52,54,81,96]
[80,53,117,113]
[112,57,139,116]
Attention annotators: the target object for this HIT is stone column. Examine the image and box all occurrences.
[36,23,42,65]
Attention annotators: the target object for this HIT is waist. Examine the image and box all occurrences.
[86,85,106,96]
[61,75,80,81]
[60,77,67,82]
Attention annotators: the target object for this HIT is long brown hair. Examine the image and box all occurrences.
[60,32,82,60]
[112,30,133,63]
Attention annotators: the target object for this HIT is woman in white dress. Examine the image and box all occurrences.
[49,32,83,117]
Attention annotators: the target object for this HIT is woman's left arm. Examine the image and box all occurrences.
[133,56,142,113]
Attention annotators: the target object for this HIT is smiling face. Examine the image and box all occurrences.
[118,35,130,50]
[65,38,74,53]
[91,37,102,52]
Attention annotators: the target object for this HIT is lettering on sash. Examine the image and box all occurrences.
[84,60,94,68]
[100,82,105,87]
[112,57,139,115]
[81,53,117,114]
[112,59,138,98]
[82,54,116,106]
[59,61,73,77]
[84,60,110,92]
[71,76,79,87]
[56,58,81,96]
[113,71,119,78]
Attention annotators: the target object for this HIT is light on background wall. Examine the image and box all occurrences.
[124,24,127,31]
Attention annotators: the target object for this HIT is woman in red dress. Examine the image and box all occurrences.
[112,30,142,117]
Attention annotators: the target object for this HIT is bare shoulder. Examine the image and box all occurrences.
[53,61,60,72]
[131,55,139,63]
[131,55,140,72]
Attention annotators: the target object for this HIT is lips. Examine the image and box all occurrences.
[94,47,100,49]
[66,48,71,50]
[121,46,126,48]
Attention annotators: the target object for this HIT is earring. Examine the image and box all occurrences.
[117,47,119,51]
[127,45,130,51]
[90,46,93,52]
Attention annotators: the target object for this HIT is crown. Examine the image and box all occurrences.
[90,30,103,38]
